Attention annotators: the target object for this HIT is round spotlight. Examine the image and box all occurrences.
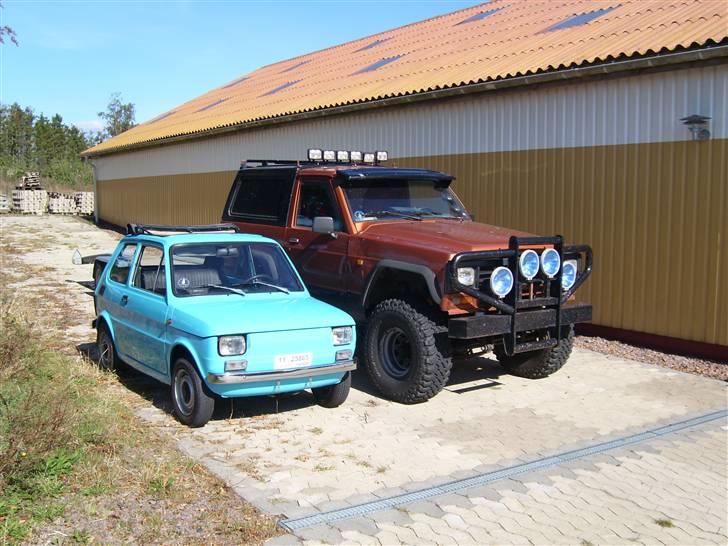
[490,266,514,298]
[519,250,539,280]
[562,259,577,291]
[540,248,561,278]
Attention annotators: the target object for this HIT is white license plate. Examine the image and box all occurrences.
[274,352,313,370]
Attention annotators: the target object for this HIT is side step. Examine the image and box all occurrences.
[514,338,558,354]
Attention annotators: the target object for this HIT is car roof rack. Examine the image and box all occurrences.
[242,159,304,168]
[127,223,241,236]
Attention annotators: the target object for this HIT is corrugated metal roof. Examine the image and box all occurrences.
[84,0,728,156]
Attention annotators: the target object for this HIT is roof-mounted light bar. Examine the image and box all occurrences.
[306,149,389,164]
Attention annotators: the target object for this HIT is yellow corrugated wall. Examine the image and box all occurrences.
[399,139,728,346]
[96,139,727,347]
[97,171,236,227]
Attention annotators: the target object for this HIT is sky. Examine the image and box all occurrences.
[1,0,477,132]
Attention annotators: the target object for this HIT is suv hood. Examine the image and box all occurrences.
[170,295,354,338]
[359,220,534,255]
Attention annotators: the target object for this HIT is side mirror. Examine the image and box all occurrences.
[312,216,336,238]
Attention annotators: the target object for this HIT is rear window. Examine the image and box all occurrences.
[228,170,295,226]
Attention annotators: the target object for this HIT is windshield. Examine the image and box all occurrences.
[342,178,469,222]
[171,242,303,297]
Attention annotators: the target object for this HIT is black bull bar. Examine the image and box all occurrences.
[447,236,593,355]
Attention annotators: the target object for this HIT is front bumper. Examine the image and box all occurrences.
[206,359,356,385]
[448,235,593,355]
[449,303,592,339]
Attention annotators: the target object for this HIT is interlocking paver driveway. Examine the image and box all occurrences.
[4,215,727,545]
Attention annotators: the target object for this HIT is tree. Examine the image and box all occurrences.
[97,93,135,138]
[0,2,18,46]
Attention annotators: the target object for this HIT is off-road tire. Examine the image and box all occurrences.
[96,325,119,372]
[495,326,574,379]
[171,357,215,428]
[364,299,452,404]
[312,372,351,408]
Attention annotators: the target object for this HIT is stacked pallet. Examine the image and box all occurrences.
[0,193,9,213]
[12,189,48,214]
[75,192,94,216]
[48,192,79,214]
[19,172,42,190]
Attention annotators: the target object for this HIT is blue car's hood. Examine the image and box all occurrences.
[169,294,354,338]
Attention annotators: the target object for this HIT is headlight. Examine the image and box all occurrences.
[489,266,514,298]
[218,335,246,356]
[540,248,561,278]
[332,326,353,346]
[519,250,539,280]
[456,267,476,287]
[562,259,577,291]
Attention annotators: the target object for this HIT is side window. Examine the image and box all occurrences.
[132,245,166,295]
[295,179,342,231]
[229,170,295,226]
[109,243,137,285]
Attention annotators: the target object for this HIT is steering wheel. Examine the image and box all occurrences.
[239,273,274,284]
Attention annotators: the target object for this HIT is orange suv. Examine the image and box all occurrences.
[222,153,593,403]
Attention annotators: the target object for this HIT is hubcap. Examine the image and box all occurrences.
[378,327,413,379]
[99,336,112,369]
[174,368,195,416]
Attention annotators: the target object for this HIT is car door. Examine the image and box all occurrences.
[284,176,350,291]
[102,242,138,361]
[222,167,295,246]
[125,244,170,373]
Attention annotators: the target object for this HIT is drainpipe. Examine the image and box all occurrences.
[89,159,99,224]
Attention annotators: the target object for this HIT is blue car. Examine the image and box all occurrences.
[93,223,356,427]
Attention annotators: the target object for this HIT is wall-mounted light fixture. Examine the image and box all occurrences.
[680,114,711,141]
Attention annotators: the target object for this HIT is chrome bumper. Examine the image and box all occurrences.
[206,360,356,385]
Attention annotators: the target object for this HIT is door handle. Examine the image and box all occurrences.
[288,237,300,245]
[120,295,128,306]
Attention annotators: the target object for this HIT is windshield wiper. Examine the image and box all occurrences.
[202,284,246,296]
[237,280,290,294]
[413,210,464,220]
[366,210,422,221]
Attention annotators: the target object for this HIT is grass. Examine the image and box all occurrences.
[0,295,278,544]
[654,518,675,528]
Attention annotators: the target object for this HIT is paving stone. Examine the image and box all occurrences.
[333,517,382,537]
[265,534,304,546]
[401,500,447,519]
[295,525,345,544]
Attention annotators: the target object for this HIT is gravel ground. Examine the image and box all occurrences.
[575,335,728,381]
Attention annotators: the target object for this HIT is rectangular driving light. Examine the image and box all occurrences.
[375,150,388,163]
[308,148,323,161]
[363,152,375,164]
[323,150,336,162]
[350,151,363,162]
[336,150,350,163]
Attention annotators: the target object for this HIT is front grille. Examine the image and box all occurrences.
[477,268,547,303]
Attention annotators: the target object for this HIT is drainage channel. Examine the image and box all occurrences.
[280,408,728,532]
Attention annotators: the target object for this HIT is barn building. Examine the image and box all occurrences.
[83,0,728,358]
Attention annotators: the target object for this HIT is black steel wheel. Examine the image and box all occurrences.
[171,357,215,427]
[312,372,351,408]
[96,326,117,372]
[363,299,451,404]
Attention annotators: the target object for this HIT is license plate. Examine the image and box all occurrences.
[274,352,313,370]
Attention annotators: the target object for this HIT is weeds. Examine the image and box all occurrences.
[0,295,278,544]
[655,518,675,528]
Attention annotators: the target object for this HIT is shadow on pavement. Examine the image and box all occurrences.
[77,339,510,425]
